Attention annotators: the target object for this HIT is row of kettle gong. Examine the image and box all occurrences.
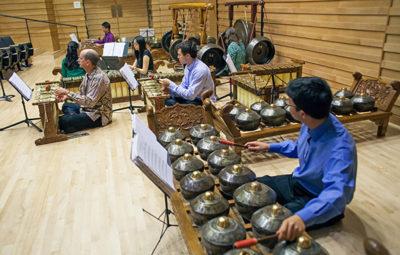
[228,97,296,132]
[229,89,376,132]
[157,124,327,254]
[179,172,326,255]
[331,88,375,115]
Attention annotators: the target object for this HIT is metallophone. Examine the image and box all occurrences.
[138,71,184,111]
[61,70,142,104]
[32,81,68,145]
[231,62,303,108]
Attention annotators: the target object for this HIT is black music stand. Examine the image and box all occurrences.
[113,64,144,113]
[0,72,15,102]
[133,157,178,255]
[112,87,138,114]
[0,73,41,132]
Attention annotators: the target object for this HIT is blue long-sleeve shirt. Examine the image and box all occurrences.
[169,58,214,101]
[268,114,357,226]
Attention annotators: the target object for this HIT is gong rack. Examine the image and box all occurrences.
[164,3,215,61]
[168,137,318,255]
[223,1,265,48]
[220,1,275,65]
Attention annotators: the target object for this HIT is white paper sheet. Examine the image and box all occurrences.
[8,72,32,101]
[69,33,79,44]
[113,43,127,57]
[103,43,114,56]
[119,63,139,90]
[130,114,175,190]
[103,42,128,57]
[132,114,156,141]
[224,54,238,73]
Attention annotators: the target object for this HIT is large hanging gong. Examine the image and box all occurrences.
[198,43,226,74]
[234,19,253,46]
[161,31,173,53]
[187,36,201,47]
[169,38,183,61]
[246,36,275,65]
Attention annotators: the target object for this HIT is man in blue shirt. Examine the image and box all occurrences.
[246,77,357,241]
[159,40,214,106]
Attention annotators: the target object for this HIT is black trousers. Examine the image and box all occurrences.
[59,103,102,133]
[258,174,344,230]
[164,96,202,106]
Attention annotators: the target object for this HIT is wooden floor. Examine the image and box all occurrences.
[0,53,400,255]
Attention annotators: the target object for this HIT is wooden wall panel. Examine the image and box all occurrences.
[83,0,148,41]
[381,0,400,125]
[52,0,87,51]
[216,0,400,124]
[0,0,55,51]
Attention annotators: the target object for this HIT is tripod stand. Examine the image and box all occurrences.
[0,95,41,131]
[142,192,178,255]
[112,86,144,114]
[0,75,15,102]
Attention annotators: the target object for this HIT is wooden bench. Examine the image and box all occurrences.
[208,72,400,147]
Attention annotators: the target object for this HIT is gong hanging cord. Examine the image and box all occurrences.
[184,10,191,40]
[248,15,257,44]
[203,6,210,41]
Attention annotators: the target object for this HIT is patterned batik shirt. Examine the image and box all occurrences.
[68,67,112,126]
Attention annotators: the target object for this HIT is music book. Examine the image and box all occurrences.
[119,63,139,90]
[103,42,129,57]
[131,114,175,190]
[8,72,32,101]
[224,54,238,73]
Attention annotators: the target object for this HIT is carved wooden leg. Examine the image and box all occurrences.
[377,118,389,137]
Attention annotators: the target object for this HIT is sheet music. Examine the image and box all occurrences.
[69,33,79,44]
[113,43,127,57]
[132,114,156,141]
[224,54,238,73]
[103,42,128,57]
[131,114,175,190]
[8,72,32,101]
[119,63,139,90]
[103,43,115,56]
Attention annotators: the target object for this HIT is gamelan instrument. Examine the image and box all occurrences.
[61,70,141,103]
[231,62,303,107]
[32,81,68,145]
[139,79,169,111]
[219,1,275,65]
[150,121,330,254]
[138,71,184,111]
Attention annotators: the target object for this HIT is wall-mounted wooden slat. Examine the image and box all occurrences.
[0,0,55,50]
[380,1,400,124]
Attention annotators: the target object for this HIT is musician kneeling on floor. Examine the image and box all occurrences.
[55,49,112,133]
[245,77,357,241]
[159,40,214,106]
